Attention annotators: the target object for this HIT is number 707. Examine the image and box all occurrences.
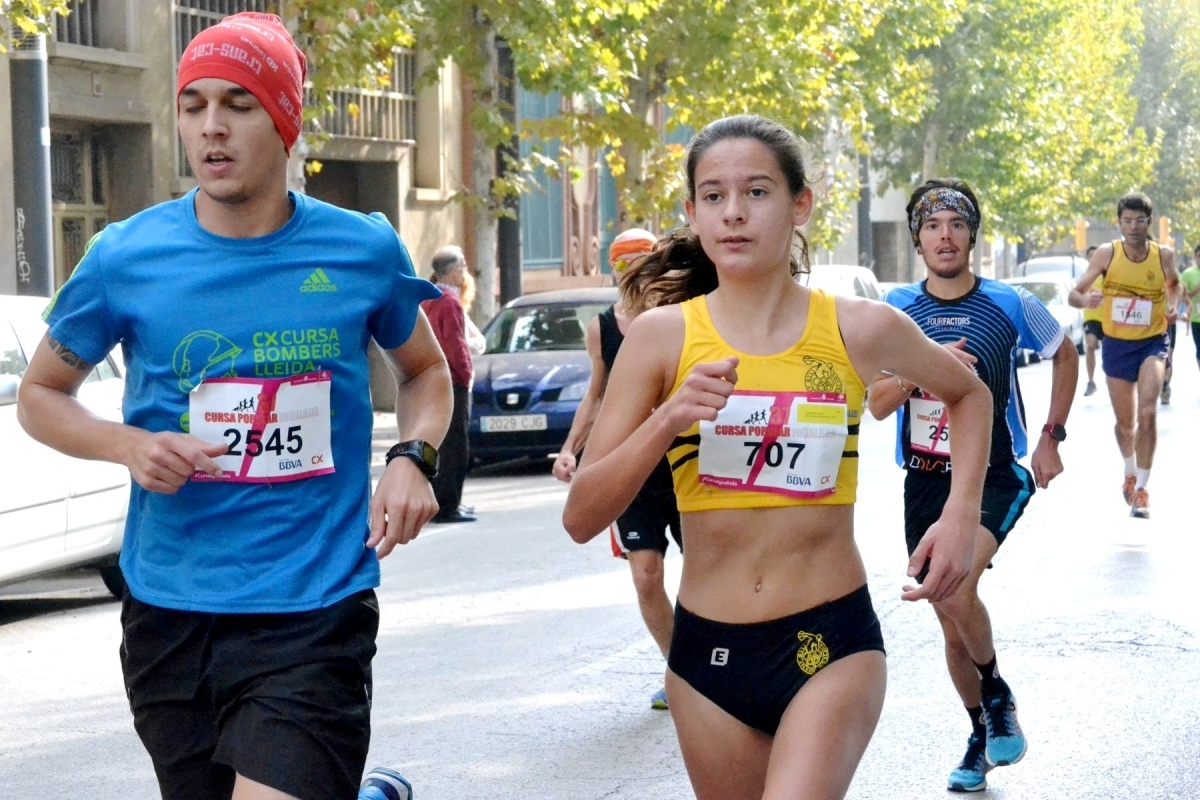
[744,441,806,468]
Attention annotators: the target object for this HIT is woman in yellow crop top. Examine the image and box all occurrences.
[562,115,992,800]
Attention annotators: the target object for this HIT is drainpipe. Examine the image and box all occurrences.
[495,37,522,304]
[9,31,54,295]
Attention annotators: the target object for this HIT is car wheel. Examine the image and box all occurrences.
[98,564,126,599]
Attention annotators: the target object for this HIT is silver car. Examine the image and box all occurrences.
[802,264,883,300]
[1002,275,1085,366]
[0,295,128,597]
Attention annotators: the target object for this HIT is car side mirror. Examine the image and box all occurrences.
[0,374,18,407]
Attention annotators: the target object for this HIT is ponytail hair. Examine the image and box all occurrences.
[620,227,809,313]
[619,228,717,313]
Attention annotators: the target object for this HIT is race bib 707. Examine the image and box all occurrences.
[697,390,848,499]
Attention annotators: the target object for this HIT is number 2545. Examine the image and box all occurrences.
[223,426,303,457]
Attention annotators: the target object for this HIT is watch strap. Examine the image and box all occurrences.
[1041,423,1066,442]
[385,440,439,478]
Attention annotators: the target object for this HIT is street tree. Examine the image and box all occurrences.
[405,0,966,318]
[869,0,1156,249]
[513,0,970,251]
[1131,0,1200,249]
[1,0,69,49]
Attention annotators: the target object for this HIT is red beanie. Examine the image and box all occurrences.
[176,13,307,154]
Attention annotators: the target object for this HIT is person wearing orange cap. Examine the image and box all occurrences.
[17,12,446,800]
[553,227,682,711]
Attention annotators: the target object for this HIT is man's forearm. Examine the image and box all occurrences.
[560,392,601,457]
[18,382,141,465]
[1046,340,1079,425]
[394,361,453,447]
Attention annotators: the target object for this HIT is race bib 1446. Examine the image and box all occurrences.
[189,371,335,483]
[1112,297,1152,327]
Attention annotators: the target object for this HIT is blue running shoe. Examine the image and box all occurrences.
[650,687,669,710]
[947,733,990,792]
[360,767,413,800]
[981,691,1027,767]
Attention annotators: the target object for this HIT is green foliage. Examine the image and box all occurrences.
[282,0,415,123]
[1,0,71,50]
[283,0,1196,257]
[1133,0,1200,250]
[869,0,1157,248]
[402,0,966,250]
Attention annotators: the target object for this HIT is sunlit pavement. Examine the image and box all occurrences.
[1,337,1197,799]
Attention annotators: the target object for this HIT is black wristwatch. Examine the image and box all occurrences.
[385,440,439,478]
[1041,423,1067,443]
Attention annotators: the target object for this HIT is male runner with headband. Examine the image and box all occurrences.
[870,178,1078,793]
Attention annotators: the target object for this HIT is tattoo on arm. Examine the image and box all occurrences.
[47,336,93,371]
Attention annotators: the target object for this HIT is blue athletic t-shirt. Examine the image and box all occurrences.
[885,276,1063,472]
[42,189,440,613]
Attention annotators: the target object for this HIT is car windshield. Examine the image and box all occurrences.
[1021,282,1062,306]
[1023,258,1075,276]
[806,269,867,298]
[484,303,610,353]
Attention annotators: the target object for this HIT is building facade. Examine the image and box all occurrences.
[0,0,466,297]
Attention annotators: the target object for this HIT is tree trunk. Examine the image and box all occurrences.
[470,19,500,320]
[618,69,654,228]
[286,134,310,195]
[921,119,941,182]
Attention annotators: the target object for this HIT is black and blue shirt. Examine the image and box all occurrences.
[885,276,1063,472]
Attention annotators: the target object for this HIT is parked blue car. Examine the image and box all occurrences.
[470,287,617,466]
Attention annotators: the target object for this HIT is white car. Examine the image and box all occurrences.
[0,295,128,597]
[1017,254,1089,280]
[1002,275,1085,366]
[802,264,883,300]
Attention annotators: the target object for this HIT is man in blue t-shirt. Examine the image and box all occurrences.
[867,179,1078,794]
[17,13,445,800]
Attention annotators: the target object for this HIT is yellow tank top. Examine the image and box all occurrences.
[1082,273,1104,323]
[666,290,864,512]
[1102,240,1166,339]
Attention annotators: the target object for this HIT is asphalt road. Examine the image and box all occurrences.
[1,347,1197,799]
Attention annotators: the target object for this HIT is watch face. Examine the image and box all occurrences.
[388,441,439,476]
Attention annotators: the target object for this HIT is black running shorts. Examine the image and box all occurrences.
[120,590,379,800]
[904,462,1035,581]
[667,585,884,735]
[613,457,681,556]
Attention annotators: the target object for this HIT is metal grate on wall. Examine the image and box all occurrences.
[54,0,101,47]
[304,49,416,142]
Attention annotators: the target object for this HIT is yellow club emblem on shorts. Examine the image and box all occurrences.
[795,630,830,676]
